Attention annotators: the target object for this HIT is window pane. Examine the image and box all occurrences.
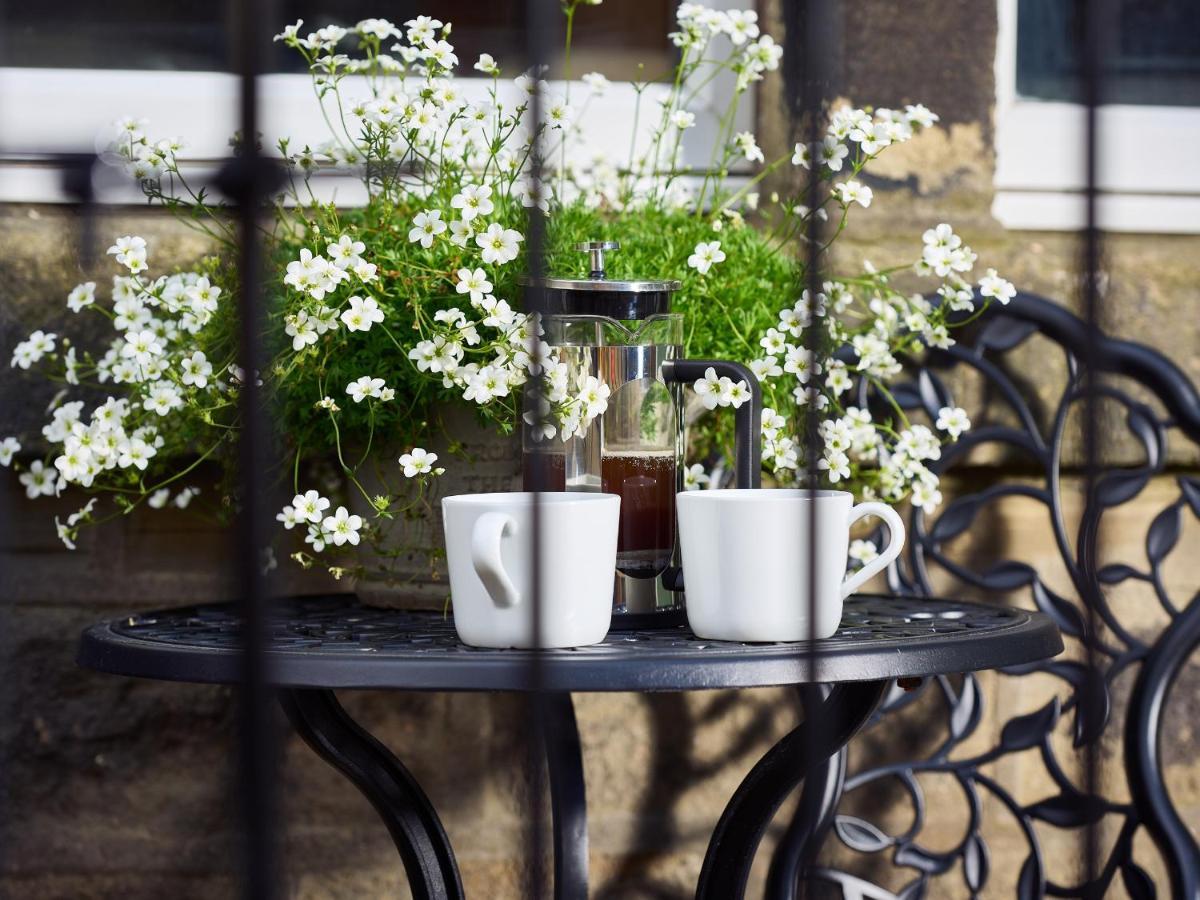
[1016,0,1200,106]
[0,1,675,81]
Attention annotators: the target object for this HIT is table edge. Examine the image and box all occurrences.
[77,604,1064,691]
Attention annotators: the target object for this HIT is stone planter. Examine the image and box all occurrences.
[348,406,521,609]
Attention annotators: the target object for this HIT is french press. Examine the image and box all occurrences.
[521,241,761,628]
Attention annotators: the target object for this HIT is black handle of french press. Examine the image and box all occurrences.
[660,359,762,489]
[660,359,762,594]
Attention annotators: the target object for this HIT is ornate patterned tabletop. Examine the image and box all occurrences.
[78,593,1061,691]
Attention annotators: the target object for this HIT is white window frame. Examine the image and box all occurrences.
[0,1,754,204]
[993,0,1200,234]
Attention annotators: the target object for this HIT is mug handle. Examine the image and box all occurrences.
[840,502,906,600]
[471,512,521,608]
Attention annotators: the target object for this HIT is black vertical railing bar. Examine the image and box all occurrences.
[523,0,554,895]
[1078,0,1107,891]
[800,0,834,891]
[224,0,281,895]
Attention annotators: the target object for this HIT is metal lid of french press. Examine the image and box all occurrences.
[520,241,681,320]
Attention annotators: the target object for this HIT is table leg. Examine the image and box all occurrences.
[279,688,464,900]
[542,692,588,900]
[695,679,888,900]
[764,692,849,899]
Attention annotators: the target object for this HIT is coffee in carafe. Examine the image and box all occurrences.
[601,449,676,578]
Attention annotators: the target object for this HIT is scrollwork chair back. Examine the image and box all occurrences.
[816,292,1200,899]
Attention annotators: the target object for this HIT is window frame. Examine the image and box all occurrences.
[993,0,1200,234]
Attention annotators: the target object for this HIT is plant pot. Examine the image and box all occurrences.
[348,406,522,609]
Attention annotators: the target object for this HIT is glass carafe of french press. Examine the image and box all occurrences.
[521,241,761,628]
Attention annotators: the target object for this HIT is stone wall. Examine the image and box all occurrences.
[3,1,1200,898]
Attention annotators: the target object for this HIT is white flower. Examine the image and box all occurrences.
[346,376,386,403]
[19,459,55,498]
[285,311,319,351]
[462,365,510,403]
[476,223,524,265]
[422,39,458,70]
[293,490,330,524]
[327,234,366,268]
[760,328,788,355]
[783,345,821,382]
[107,235,148,273]
[121,329,163,365]
[733,131,764,163]
[477,295,515,328]
[910,473,943,511]
[978,268,1016,305]
[455,267,493,303]
[173,486,199,509]
[582,71,610,94]
[276,504,302,529]
[726,380,752,408]
[322,506,364,546]
[67,282,96,312]
[399,447,439,478]
[515,179,550,212]
[450,184,495,223]
[405,14,442,44]
[825,360,853,396]
[274,19,304,43]
[62,346,78,385]
[0,436,19,466]
[724,9,759,44]
[819,136,849,171]
[448,219,474,248]
[148,488,171,509]
[670,110,696,130]
[849,539,879,567]
[409,209,447,248]
[834,180,873,208]
[356,17,399,39]
[545,98,573,129]
[905,103,939,129]
[11,330,57,369]
[340,295,386,332]
[55,517,77,550]
[761,407,787,440]
[923,223,961,249]
[474,53,500,75]
[352,259,378,283]
[143,381,183,416]
[687,241,726,275]
[935,405,971,439]
[577,376,611,419]
[116,436,156,470]
[693,366,730,410]
[408,339,439,373]
[180,351,213,388]
[683,463,710,490]
[750,357,783,380]
[819,448,851,482]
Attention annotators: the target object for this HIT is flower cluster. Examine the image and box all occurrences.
[748,219,1010,509]
[3,2,1014,580]
[4,240,218,547]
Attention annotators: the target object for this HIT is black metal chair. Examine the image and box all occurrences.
[805,292,1200,898]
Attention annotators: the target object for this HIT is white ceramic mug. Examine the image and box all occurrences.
[676,489,905,642]
[441,492,621,648]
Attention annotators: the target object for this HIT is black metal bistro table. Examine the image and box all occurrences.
[78,594,1061,899]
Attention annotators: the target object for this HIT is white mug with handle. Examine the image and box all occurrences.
[442,492,621,648]
[676,489,905,642]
